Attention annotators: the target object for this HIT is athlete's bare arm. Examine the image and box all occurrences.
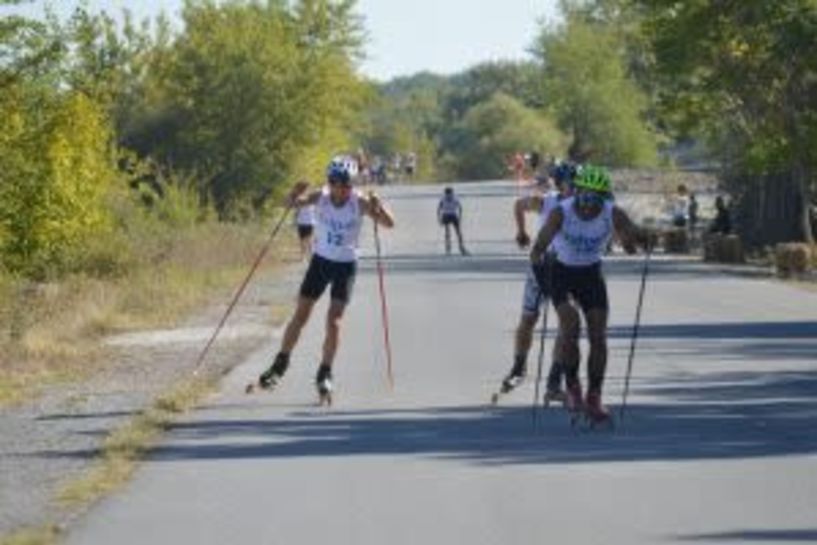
[287,181,321,208]
[361,192,395,228]
[514,195,544,248]
[612,206,651,253]
[530,206,564,263]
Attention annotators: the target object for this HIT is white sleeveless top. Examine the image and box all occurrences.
[553,197,614,266]
[439,195,461,216]
[313,189,362,263]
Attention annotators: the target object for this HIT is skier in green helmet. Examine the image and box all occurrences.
[530,165,652,426]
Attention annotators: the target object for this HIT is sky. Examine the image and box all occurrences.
[4,0,561,81]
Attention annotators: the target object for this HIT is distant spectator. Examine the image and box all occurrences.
[709,196,732,235]
[688,192,699,232]
[404,152,417,178]
[671,184,690,227]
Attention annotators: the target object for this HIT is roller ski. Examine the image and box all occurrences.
[543,387,566,407]
[245,353,289,394]
[315,364,333,407]
[490,364,526,405]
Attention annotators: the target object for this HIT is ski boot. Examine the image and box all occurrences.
[491,364,526,405]
[543,362,566,407]
[246,353,289,394]
[584,390,613,430]
[316,364,333,406]
[543,387,566,407]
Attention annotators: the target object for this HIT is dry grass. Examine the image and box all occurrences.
[0,220,299,407]
[0,525,60,545]
[57,376,214,509]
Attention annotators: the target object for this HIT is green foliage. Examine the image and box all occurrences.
[452,93,567,180]
[359,78,443,181]
[635,0,817,168]
[444,61,546,119]
[128,0,367,215]
[362,62,554,181]
[632,0,817,241]
[0,87,118,279]
[532,11,658,166]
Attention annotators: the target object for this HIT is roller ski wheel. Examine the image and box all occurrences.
[315,365,333,407]
[245,375,280,395]
[246,355,288,395]
[490,371,525,405]
[317,380,333,407]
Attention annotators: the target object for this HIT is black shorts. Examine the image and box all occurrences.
[550,261,609,313]
[297,225,314,239]
[299,254,357,304]
[441,214,460,228]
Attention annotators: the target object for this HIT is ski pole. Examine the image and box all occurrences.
[531,292,550,429]
[192,205,292,375]
[372,218,395,391]
[619,249,652,422]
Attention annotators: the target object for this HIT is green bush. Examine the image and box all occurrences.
[0,88,118,279]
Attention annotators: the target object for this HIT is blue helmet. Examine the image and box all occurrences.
[326,159,351,184]
[550,161,578,186]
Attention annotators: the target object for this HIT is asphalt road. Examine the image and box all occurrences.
[65,181,817,545]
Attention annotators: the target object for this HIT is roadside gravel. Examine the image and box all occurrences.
[0,259,302,538]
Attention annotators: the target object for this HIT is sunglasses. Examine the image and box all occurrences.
[328,177,352,187]
[575,191,606,207]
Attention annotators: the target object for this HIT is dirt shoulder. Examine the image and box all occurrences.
[0,258,301,540]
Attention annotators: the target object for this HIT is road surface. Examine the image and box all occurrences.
[65,181,817,544]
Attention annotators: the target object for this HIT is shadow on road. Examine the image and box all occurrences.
[674,528,817,542]
[34,365,802,468]
[358,253,772,282]
[32,317,817,467]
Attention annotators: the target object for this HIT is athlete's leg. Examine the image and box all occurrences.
[281,296,317,354]
[513,312,539,370]
[554,302,581,384]
[321,298,348,368]
[453,220,467,254]
[584,307,609,394]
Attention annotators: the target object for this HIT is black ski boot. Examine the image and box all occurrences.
[246,352,290,393]
[491,357,526,404]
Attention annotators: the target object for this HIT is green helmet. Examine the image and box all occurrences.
[575,165,611,194]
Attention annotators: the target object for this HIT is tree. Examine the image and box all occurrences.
[451,93,567,180]
[531,9,658,166]
[633,0,817,243]
[124,0,367,216]
[0,88,118,278]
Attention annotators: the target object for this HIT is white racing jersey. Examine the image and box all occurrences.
[552,197,614,266]
[313,188,362,263]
